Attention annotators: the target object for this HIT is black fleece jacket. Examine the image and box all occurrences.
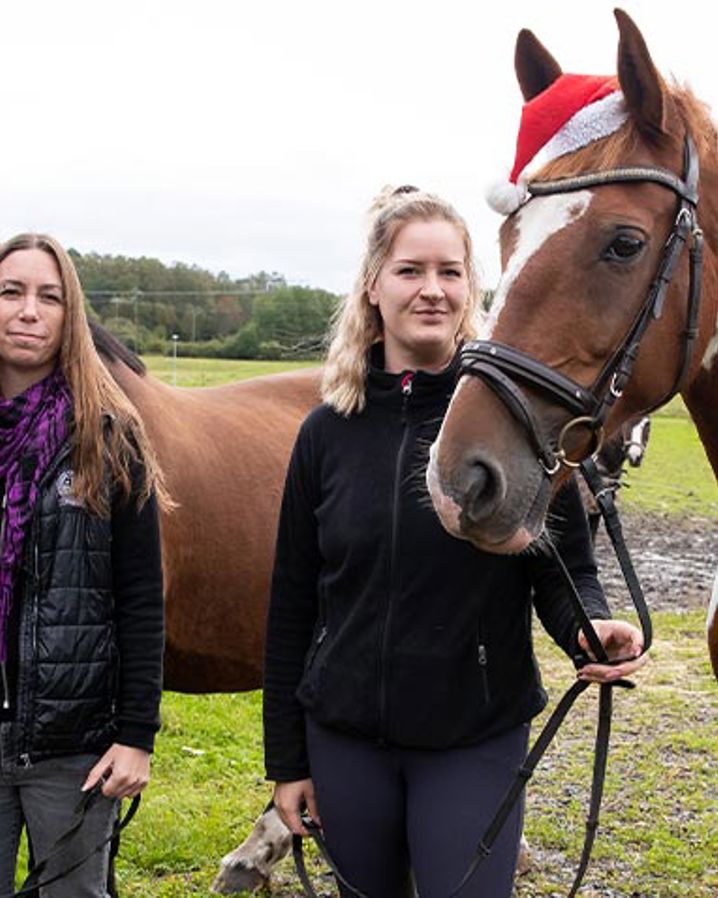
[263,352,609,782]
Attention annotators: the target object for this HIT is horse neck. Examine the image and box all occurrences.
[683,182,718,479]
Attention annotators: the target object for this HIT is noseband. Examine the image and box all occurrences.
[460,135,703,476]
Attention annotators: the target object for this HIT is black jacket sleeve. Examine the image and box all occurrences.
[531,476,611,663]
[263,416,323,782]
[111,467,165,753]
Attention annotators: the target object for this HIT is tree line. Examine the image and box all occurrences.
[72,249,341,360]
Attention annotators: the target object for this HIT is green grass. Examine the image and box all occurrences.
[96,611,718,897]
[100,358,717,897]
[620,396,718,517]
[143,355,319,388]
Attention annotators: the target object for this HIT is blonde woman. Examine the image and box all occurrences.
[263,188,643,897]
[0,234,166,897]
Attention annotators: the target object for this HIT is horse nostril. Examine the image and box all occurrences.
[461,458,500,524]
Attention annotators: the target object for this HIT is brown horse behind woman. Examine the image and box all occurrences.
[91,324,320,693]
[427,10,718,677]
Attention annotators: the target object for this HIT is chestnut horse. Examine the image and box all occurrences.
[91,324,321,693]
[427,10,718,678]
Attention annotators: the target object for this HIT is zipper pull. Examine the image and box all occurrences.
[400,373,414,422]
[1,661,9,710]
[478,644,488,666]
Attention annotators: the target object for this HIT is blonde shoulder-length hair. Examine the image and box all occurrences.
[0,233,171,516]
[321,186,481,415]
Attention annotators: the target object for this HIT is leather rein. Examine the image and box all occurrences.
[291,136,703,896]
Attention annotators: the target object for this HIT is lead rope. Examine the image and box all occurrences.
[1,785,140,898]
[292,460,652,898]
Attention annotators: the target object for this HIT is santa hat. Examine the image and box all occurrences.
[487,74,628,215]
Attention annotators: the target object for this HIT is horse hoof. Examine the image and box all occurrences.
[211,860,267,894]
[516,835,532,875]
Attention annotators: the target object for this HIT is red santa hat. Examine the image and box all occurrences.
[487,73,627,215]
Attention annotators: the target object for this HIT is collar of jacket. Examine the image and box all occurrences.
[365,342,461,410]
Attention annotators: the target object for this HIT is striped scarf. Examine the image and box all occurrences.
[0,368,72,664]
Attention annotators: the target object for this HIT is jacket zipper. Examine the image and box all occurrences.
[377,373,413,742]
[17,445,72,764]
[0,488,8,710]
[478,635,490,704]
[306,625,327,671]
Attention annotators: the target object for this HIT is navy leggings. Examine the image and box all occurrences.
[305,717,529,898]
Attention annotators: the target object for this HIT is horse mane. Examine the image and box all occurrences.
[89,319,147,376]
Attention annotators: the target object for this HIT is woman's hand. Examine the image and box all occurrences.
[273,778,321,836]
[82,744,151,799]
[577,619,648,683]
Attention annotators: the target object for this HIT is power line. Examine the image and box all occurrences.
[84,287,279,298]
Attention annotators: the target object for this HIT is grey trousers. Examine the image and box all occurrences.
[0,740,118,898]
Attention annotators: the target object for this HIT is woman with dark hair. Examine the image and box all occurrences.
[263,188,646,897]
[0,233,168,897]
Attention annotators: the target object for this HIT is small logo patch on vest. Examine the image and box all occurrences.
[56,469,84,508]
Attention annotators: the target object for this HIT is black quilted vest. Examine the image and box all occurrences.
[9,443,117,763]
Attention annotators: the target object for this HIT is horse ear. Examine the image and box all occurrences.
[615,9,667,140]
[515,29,562,101]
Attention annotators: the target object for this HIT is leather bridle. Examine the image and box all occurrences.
[460,135,703,476]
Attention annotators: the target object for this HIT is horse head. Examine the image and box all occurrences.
[428,9,718,554]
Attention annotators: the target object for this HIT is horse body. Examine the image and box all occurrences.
[427,10,718,676]
[97,336,321,692]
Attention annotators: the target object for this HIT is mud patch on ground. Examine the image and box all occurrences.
[592,510,717,612]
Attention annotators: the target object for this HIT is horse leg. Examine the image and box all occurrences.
[211,804,292,894]
[210,806,533,893]
[516,834,532,875]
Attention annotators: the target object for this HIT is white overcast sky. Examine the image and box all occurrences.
[2,0,715,292]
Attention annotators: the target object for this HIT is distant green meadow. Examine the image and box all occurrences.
[24,357,710,897]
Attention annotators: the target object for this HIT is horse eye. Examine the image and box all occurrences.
[603,233,645,262]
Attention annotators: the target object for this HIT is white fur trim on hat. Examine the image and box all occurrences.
[541,91,628,166]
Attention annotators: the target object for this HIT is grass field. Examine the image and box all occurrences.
[46,358,718,897]
[107,609,718,898]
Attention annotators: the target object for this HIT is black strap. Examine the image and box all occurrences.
[2,786,140,898]
[292,822,372,898]
[567,682,614,898]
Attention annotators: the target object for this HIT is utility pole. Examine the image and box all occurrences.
[131,288,141,353]
[171,334,179,386]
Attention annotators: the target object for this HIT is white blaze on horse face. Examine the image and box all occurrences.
[479,192,593,339]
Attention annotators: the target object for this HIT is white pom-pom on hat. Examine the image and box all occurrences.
[485,178,528,215]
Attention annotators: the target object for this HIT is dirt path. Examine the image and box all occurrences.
[592,510,717,613]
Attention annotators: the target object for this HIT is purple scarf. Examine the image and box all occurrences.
[0,369,72,664]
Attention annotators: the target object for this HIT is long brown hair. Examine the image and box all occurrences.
[321,186,481,415]
[0,233,170,515]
